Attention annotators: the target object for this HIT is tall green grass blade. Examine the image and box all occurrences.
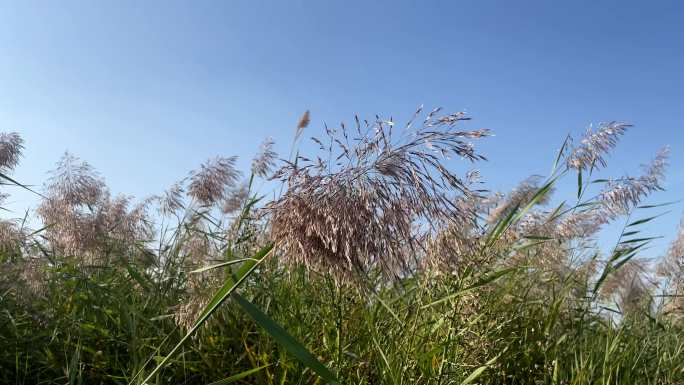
[512,177,557,224]
[138,244,273,385]
[232,293,341,385]
[486,176,557,247]
[207,364,272,385]
[619,236,662,245]
[372,335,398,385]
[460,366,487,385]
[189,258,258,274]
[550,135,570,175]
[0,172,46,198]
[577,168,583,199]
[486,203,519,247]
[627,212,669,227]
[637,200,681,209]
[195,243,273,324]
[372,292,404,326]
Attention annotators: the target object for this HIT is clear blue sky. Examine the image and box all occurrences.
[1,1,683,254]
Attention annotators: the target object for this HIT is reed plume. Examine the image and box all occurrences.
[658,216,684,316]
[159,181,185,215]
[251,137,277,178]
[268,107,489,280]
[487,176,552,224]
[566,122,630,170]
[222,183,249,214]
[188,156,241,206]
[554,147,669,240]
[599,146,669,217]
[600,259,654,314]
[0,132,24,172]
[295,110,310,141]
[37,153,153,264]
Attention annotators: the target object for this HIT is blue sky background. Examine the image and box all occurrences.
[0,1,683,256]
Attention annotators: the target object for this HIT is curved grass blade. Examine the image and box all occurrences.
[232,293,341,385]
[0,172,47,198]
[137,244,274,385]
[637,200,681,209]
[486,176,557,247]
[626,212,669,228]
[207,364,272,385]
[460,366,487,385]
[189,258,258,274]
[550,135,570,175]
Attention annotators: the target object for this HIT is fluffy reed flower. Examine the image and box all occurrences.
[0,255,48,299]
[487,176,552,224]
[188,156,241,206]
[657,217,684,315]
[566,122,630,170]
[181,231,213,265]
[0,132,24,172]
[159,181,185,215]
[38,153,106,258]
[102,195,154,247]
[600,259,654,314]
[554,147,669,240]
[295,110,310,141]
[222,183,249,214]
[554,208,605,239]
[268,107,489,280]
[659,217,684,280]
[174,295,209,330]
[0,219,25,260]
[599,146,669,217]
[424,195,484,274]
[18,257,48,299]
[38,153,153,264]
[45,152,106,206]
[251,138,277,178]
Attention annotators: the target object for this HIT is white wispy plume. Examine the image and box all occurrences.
[251,137,277,178]
[267,107,489,281]
[0,132,24,172]
[188,156,241,206]
[566,122,630,170]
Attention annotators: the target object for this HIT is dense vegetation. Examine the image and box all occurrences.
[1,109,683,384]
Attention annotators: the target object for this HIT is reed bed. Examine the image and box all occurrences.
[0,108,683,384]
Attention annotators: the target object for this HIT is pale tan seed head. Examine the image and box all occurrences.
[295,110,310,141]
[566,122,630,170]
[188,156,241,206]
[268,108,489,281]
[251,138,277,178]
[0,132,23,172]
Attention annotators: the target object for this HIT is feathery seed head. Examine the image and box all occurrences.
[600,259,654,314]
[268,108,489,281]
[222,183,249,214]
[488,176,552,224]
[295,110,310,141]
[599,146,669,217]
[0,132,24,172]
[251,138,277,178]
[159,181,185,215]
[567,122,630,170]
[45,152,105,206]
[188,156,241,206]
